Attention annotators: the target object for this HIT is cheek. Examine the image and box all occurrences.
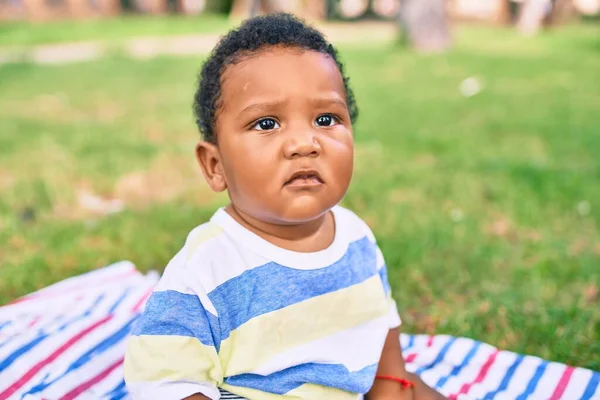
[221,139,279,191]
[327,135,354,183]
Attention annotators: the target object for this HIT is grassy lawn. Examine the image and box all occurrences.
[0,13,231,47]
[0,24,599,370]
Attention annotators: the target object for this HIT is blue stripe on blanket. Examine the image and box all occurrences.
[483,354,524,399]
[516,360,548,400]
[582,374,600,400]
[435,340,481,389]
[21,315,138,397]
[415,337,457,376]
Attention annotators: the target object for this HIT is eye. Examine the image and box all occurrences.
[252,118,280,131]
[315,114,339,127]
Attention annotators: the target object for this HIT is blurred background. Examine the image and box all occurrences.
[0,0,598,370]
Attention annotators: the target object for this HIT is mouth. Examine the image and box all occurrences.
[284,169,324,187]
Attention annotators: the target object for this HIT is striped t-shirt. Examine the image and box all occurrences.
[124,206,401,400]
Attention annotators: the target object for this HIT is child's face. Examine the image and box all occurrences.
[201,47,354,224]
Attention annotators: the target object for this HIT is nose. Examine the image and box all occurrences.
[283,130,322,159]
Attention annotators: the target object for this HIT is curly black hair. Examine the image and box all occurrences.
[193,13,359,143]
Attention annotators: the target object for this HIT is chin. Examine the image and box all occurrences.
[277,197,336,224]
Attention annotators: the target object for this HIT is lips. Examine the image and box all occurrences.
[284,169,324,187]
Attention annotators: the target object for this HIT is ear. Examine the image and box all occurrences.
[195,141,227,192]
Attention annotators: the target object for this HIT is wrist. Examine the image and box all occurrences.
[375,375,415,389]
[368,374,415,399]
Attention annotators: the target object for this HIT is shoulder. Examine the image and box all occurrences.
[334,205,377,243]
[153,220,227,293]
[335,206,385,268]
[182,221,227,264]
[157,218,261,299]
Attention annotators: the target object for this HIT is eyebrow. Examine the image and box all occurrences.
[310,97,348,108]
[238,97,348,118]
[239,100,288,117]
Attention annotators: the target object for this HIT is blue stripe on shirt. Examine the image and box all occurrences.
[209,236,377,342]
[225,362,378,395]
[132,291,220,349]
[378,265,391,295]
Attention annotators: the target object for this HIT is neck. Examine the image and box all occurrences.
[225,204,335,253]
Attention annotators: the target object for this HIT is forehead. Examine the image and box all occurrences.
[219,48,346,109]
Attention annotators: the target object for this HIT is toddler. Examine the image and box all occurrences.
[124,13,444,400]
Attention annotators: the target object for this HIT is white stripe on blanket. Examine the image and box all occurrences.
[0,263,598,400]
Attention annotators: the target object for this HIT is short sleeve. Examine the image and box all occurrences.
[124,259,223,400]
[352,210,402,329]
[374,237,402,329]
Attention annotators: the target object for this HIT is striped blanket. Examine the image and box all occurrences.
[0,262,598,400]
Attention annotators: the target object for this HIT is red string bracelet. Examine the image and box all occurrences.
[375,375,415,389]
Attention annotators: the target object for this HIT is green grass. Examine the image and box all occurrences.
[1,24,599,370]
[0,14,231,47]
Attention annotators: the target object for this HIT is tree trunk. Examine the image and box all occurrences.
[516,0,550,36]
[496,0,512,24]
[229,0,252,17]
[400,0,452,53]
[133,0,168,14]
[230,0,287,18]
[230,0,323,19]
[304,0,327,19]
[22,0,55,21]
[100,0,122,16]
[449,0,510,24]
[67,0,93,18]
[545,0,577,26]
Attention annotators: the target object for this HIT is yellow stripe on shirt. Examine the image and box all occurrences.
[220,384,302,400]
[124,335,223,384]
[221,382,360,400]
[185,224,223,261]
[287,383,363,400]
[218,275,389,376]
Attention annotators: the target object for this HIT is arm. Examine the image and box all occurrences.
[362,220,445,399]
[367,328,446,400]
